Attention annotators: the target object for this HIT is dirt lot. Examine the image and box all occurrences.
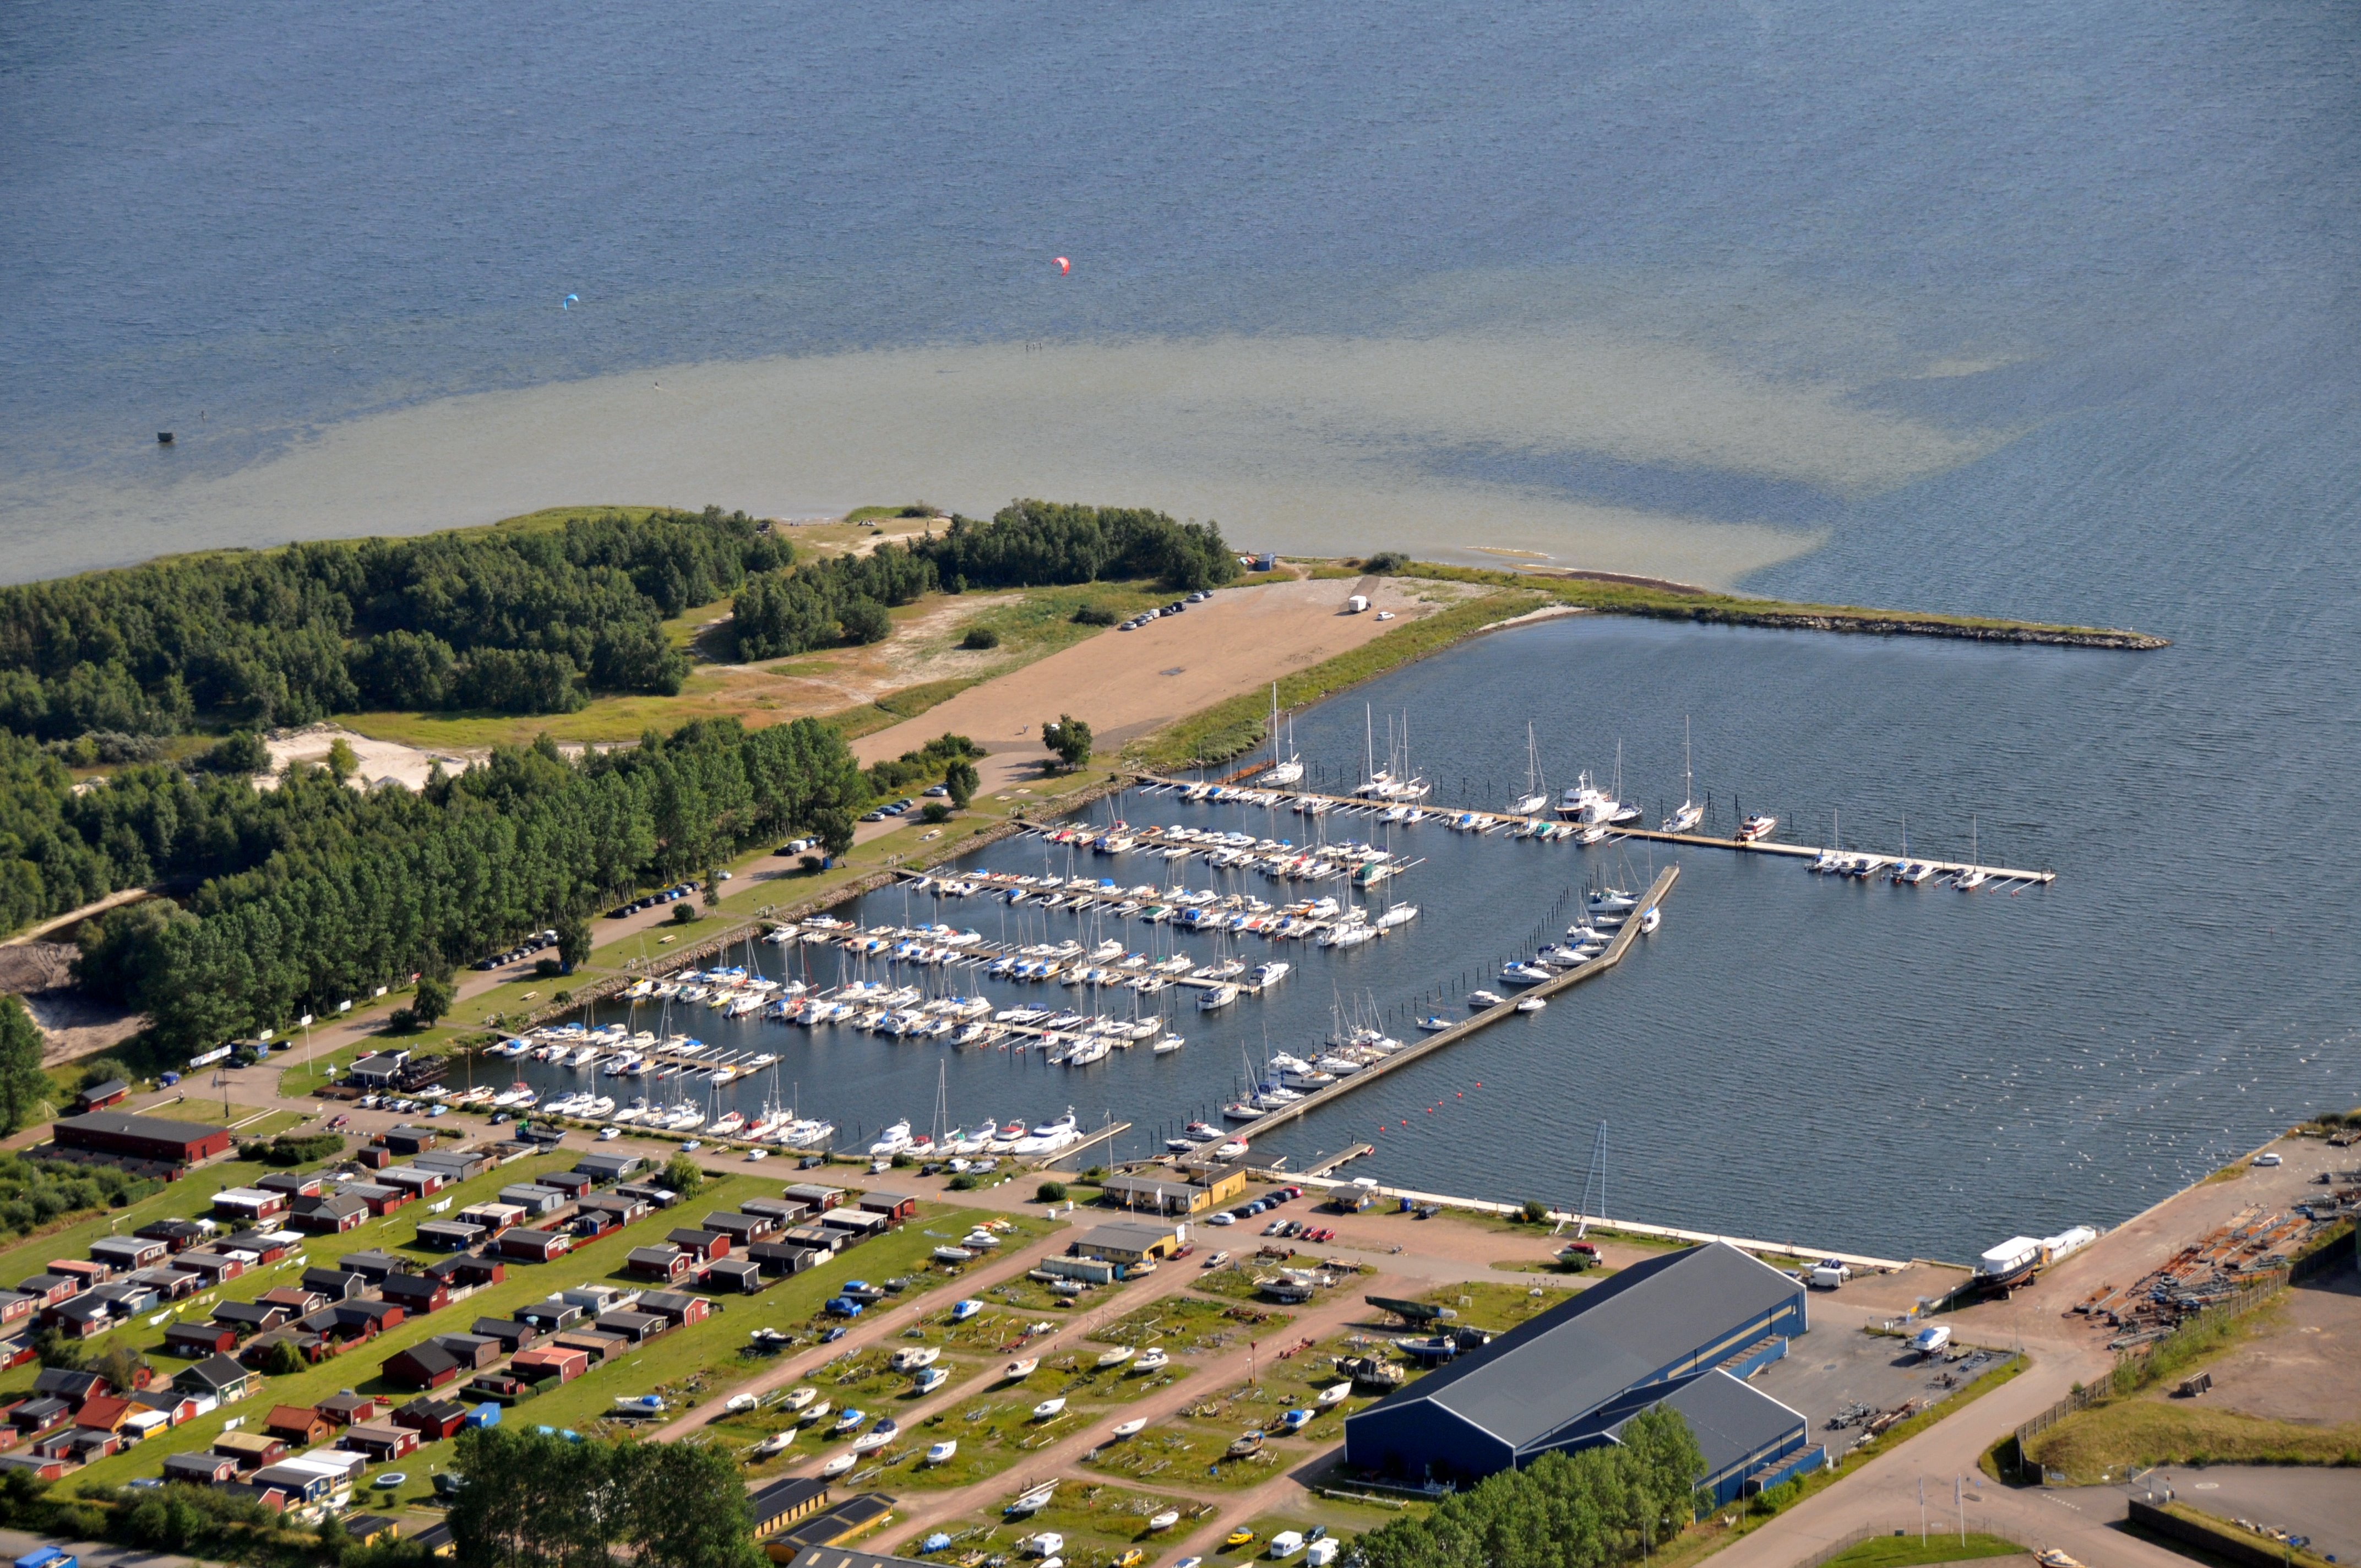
[2190,1266,2361,1426]
[853,575,1484,789]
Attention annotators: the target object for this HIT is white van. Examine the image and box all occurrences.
[1345,595,1370,613]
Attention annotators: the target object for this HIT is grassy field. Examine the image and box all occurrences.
[1821,1533,2026,1568]
[2025,1397,2361,1480]
[1412,1280,1576,1333]
[895,1477,1214,1566]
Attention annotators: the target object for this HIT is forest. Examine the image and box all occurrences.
[69,716,867,1049]
[729,500,1239,660]
[1355,1411,1709,1568]
[0,507,789,742]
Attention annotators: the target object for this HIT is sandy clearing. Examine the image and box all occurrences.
[852,577,1472,790]
[264,723,475,791]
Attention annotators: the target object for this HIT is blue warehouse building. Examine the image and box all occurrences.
[1345,1242,1825,1506]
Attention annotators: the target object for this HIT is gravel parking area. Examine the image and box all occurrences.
[1750,1322,2008,1462]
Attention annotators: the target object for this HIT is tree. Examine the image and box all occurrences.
[670,902,698,926]
[614,1439,764,1568]
[258,1339,307,1377]
[703,873,722,910]
[943,758,979,809]
[1036,1180,1067,1203]
[199,731,271,774]
[93,1341,149,1394]
[556,914,591,973]
[32,1325,85,1370]
[662,1153,704,1197]
[837,596,892,646]
[411,975,455,1027]
[0,998,48,1136]
[1042,714,1092,771]
[325,736,358,782]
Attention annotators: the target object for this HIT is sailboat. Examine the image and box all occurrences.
[1955,815,1989,890]
[1667,717,1704,834]
[1508,722,1549,816]
[1256,684,1304,787]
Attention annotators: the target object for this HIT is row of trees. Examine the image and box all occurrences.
[72,716,868,1049]
[0,508,790,739]
[448,1425,763,1568]
[1356,1412,1710,1568]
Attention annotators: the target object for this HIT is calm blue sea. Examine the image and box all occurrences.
[6,2,2358,1254]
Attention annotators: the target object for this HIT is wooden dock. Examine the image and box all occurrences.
[1136,776,2054,886]
[1218,863,1681,1136]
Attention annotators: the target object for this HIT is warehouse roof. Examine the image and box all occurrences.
[1380,1242,1801,1450]
[55,1110,229,1146]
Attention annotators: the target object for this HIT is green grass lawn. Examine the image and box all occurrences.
[895,1477,1213,1566]
[1411,1280,1576,1333]
[1822,1533,2026,1568]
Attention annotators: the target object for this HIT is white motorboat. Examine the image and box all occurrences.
[752,1431,796,1457]
[1146,1510,1180,1532]
[1006,1484,1057,1516]
[1515,997,1547,1012]
[1315,1381,1352,1406]
[1588,886,1638,913]
[798,1399,831,1424]
[1466,989,1504,1008]
[924,1440,958,1464]
[891,1346,942,1371]
[1030,1396,1067,1420]
[1737,813,1778,841]
[848,1429,892,1455]
[782,1387,817,1411]
[1108,1417,1146,1438]
[1198,983,1238,1011]
[818,1452,857,1478]
[1639,907,1661,934]
[1002,1358,1039,1380]
[1152,1036,1185,1054]
[1095,1346,1134,1369]
[1131,1348,1169,1373]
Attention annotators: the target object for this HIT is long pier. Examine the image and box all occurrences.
[1137,776,2054,887]
[1215,863,1681,1137]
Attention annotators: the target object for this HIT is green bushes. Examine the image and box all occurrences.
[1036,1180,1067,1202]
[864,734,983,800]
[1069,604,1117,627]
[1361,551,1411,574]
[0,1152,160,1238]
[959,625,1002,649]
[237,1133,346,1167]
[0,999,47,1136]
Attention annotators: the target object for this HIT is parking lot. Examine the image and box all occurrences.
[1749,1317,2003,1461]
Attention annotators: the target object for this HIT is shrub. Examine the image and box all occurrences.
[1362,551,1411,574]
[1070,603,1117,627]
[198,731,272,775]
[1036,1180,1067,1203]
[921,802,950,824]
[236,1133,345,1167]
[670,902,698,925]
[388,1007,418,1032]
[1520,1199,1549,1223]
[797,854,822,874]
[959,626,1001,650]
[946,1173,977,1191]
[534,957,562,978]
